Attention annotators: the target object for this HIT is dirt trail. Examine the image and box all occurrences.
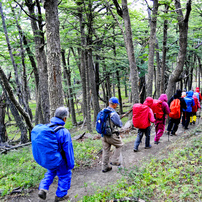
[3,123,198,202]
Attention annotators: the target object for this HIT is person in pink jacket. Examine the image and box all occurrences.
[134,97,156,152]
[154,94,170,144]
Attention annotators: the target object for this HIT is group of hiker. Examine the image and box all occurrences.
[99,87,201,173]
[31,87,201,200]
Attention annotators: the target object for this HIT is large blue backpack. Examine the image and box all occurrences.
[31,124,64,170]
[96,108,112,136]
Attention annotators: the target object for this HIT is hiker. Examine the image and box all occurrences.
[166,89,187,136]
[100,97,123,173]
[154,94,170,144]
[190,92,201,125]
[181,92,186,98]
[133,97,155,152]
[38,107,74,202]
[195,87,202,102]
[182,90,195,129]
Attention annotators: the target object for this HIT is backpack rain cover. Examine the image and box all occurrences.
[169,99,181,119]
[151,99,164,119]
[31,124,63,170]
[132,103,150,129]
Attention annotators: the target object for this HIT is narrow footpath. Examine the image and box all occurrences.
[3,122,200,202]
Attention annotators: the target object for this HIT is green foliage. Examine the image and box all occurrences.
[0,147,46,196]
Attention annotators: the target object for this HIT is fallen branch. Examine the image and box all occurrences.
[72,132,86,141]
[0,142,31,154]
[120,107,133,119]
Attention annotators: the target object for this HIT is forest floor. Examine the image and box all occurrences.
[2,120,201,202]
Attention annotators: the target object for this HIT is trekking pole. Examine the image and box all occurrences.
[198,108,201,125]
[168,131,169,142]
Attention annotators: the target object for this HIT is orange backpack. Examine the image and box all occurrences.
[151,99,164,119]
[169,99,181,119]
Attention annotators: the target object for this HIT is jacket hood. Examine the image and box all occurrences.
[143,97,153,108]
[50,117,65,126]
[159,94,168,102]
[195,87,200,93]
[174,89,182,98]
[187,90,194,98]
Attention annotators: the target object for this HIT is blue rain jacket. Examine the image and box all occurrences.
[39,117,74,197]
[183,91,195,112]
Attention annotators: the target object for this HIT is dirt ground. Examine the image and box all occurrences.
[2,121,200,202]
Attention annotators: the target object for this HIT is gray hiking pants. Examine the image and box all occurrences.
[101,133,123,170]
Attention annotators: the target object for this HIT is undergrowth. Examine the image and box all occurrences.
[0,147,45,196]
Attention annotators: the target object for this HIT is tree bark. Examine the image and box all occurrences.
[44,0,64,117]
[147,0,158,97]
[0,66,33,133]
[77,2,88,121]
[121,0,139,103]
[166,0,192,99]
[61,49,77,126]
[25,0,50,123]
[155,40,161,98]
[12,7,33,121]
[0,2,25,107]
[0,95,7,144]
[160,4,169,94]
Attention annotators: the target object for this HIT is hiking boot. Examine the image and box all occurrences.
[102,166,112,173]
[193,121,195,124]
[154,141,160,144]
[134,149,138,152]
[38,189,47,200]
[145,145,152,149]
[55,195,69,202]
[110,162,121,166]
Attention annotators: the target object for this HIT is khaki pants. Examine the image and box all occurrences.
[101,133,123,170]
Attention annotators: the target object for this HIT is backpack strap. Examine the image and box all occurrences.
[48,124,64,132]
[54,126,64,132]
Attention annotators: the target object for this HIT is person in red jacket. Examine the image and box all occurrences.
[190,93,201,125]
[134,97,155,152]
[195,87,202,102]
[154,94,170,144]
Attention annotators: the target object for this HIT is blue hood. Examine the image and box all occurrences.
[50,117,65,126]
[186,90,194,98]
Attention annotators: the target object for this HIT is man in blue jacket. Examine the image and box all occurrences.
[38,107,74,202]
[101,97,123,173]
[182,91,195,129]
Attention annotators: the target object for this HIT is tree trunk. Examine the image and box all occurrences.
[121,0,139,103]
[155,40,161,98]
[198,56,201,90]
[25,0,50,123]
[147,0,158,97]
[44,0,64,117]
[160,4,169,94]
[61,50,77,126]
[0,95,7,144]
[6,96,28,143]
[0,3,25,107]
[77,5,88,122]
[12,7,33,121]
[0,78,28,143]
[166,0,192,99]
[0,66,33,133]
